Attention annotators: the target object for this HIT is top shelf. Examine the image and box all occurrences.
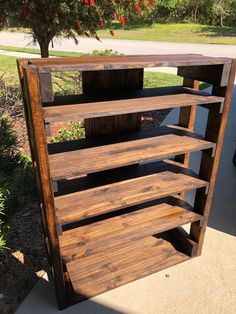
[27,54,231,73]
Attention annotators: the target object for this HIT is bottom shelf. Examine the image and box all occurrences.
[66,230,192,301]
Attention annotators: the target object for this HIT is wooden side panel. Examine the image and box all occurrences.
[177,63,231,87]
[23,66,66,309]
[190,60,236,255]
[175,77,199,166]
[39,72,54,103]
[82,69,143,137]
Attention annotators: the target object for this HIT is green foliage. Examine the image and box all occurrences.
[0,115,34,252]
[0,1,153,57]
[144,71,183,88]
[51,121,85,143]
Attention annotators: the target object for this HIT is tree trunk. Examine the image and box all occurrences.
[194,3,199,22]
[220,14,224,27]
[39,40,50,58]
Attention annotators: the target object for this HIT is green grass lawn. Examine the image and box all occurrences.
[97,23,236,45]
[0,45,86,58]
[5,23,236,45]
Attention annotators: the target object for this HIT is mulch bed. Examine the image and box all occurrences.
[0,201,49,314]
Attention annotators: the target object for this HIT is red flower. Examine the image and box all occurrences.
[134,3,142,14]
[120,16,126,26]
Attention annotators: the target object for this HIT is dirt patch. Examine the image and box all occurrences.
[0,201,49,314]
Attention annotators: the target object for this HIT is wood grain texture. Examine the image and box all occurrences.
[27,54,231,72]
[66,235,189,300]
[49,132,215,180]
[48,124,203,155]
[177,64,231,87]
[190,59,236,255]
[82,69,143,137]
[175,77,199,192]
[55,170,206,225]
[43,91,223,123]
[59,199,201,260]
[18,55,235,308]
[23,66,66,309]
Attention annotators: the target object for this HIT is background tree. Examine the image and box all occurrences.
[0,0,155,58]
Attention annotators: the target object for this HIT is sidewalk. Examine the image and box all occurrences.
[0,31,236,58]
[15,86,236,314]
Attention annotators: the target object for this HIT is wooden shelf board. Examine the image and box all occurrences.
[55,165,206,225]
[43,89,223,123]
[49,129,214,180]
[66,234,190,300]
[28,54,231,72]
[59,197,201,264]
[48,125,202,155]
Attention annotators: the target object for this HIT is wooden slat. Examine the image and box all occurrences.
[23,66,66,309]
[83,68,143,137]
[49,132,215,180]
[48,125,204,155]
[27,54,231,73]
[43,91,223,123]
[56,170,206,225]
[190,59,236,255]
[66,235,189,299]
[59,198,202,263]
[177,64,231,87]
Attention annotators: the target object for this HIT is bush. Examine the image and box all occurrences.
[0,115,34,252]
[51,121,85,143]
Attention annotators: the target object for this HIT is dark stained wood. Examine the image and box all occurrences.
[27,54,231,73]
[66,235,189,300]
[177,63,231,86]
[175,77,199,186]
[59,199,201,260]
[48,125,205,155]
[82,69,143,92]
[83,69,143,137]
[190,59,236,255]
[23,66,66,309]
[43,86,210,106]
[49,132,215,180]
[19,55,235,309]
[55,169,207,225]
[43,91,223,123]
[39,72,54,103]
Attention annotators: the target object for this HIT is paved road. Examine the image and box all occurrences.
[0,31,236,58]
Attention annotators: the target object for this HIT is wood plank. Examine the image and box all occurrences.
[49,133,215,180]
[23,66,66,309]
[82,69,143,137]
[66,235,189,299]
[177,64,231,87]
[48,125,204,155]
[55,170,206,225]
[190,59,236,255]
[53,159,199,196]
[43,86,193,106]
[59,198,202,263]
[43,91,223,123]
[27,54,231,72]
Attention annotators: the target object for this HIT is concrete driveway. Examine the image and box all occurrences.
[0,31,236,58]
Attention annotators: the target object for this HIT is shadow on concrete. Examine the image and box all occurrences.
[15,275,124,314]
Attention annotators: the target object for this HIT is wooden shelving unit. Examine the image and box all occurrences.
[17,54,236,309]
